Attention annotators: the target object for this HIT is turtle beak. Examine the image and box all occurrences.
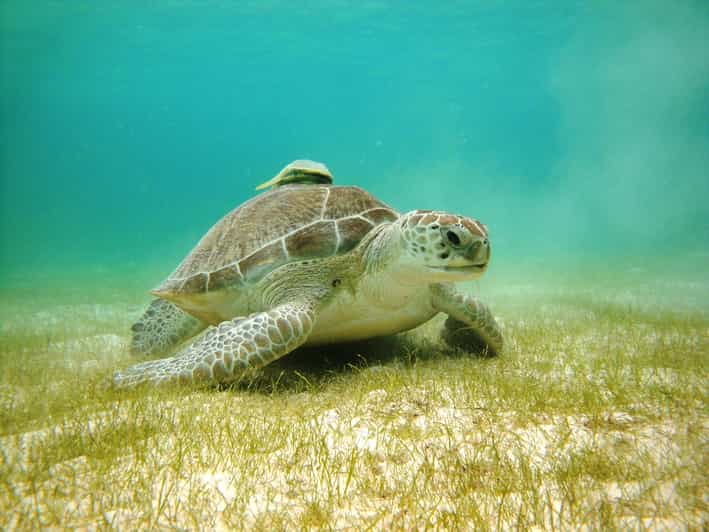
[463,236,490,267]
[441,225,490,267]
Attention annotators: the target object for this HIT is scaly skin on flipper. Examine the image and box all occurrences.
[130,299,206,358]
[430,283,503,356]
[114,299,316,388]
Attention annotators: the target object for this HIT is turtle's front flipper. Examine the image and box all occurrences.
[430,283,503,356]
[130,298,207,358]
[113,299,316,388]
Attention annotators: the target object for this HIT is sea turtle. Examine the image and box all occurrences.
[114,160,503,388]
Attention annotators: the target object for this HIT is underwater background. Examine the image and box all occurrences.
[3,5,709,528]
[1,1,708,294]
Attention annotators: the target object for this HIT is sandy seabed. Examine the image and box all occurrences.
[1,267,707,529]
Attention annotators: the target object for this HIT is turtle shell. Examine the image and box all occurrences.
[153,184,399,298]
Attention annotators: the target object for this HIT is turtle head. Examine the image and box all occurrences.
[393,210,491,283]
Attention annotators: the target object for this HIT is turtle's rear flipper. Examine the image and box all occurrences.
[130,299,206,358]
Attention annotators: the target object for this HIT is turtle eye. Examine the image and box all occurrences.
[446,230,460,246]
[442,225,472,248]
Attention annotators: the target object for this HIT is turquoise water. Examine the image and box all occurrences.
[1,1,708,288]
